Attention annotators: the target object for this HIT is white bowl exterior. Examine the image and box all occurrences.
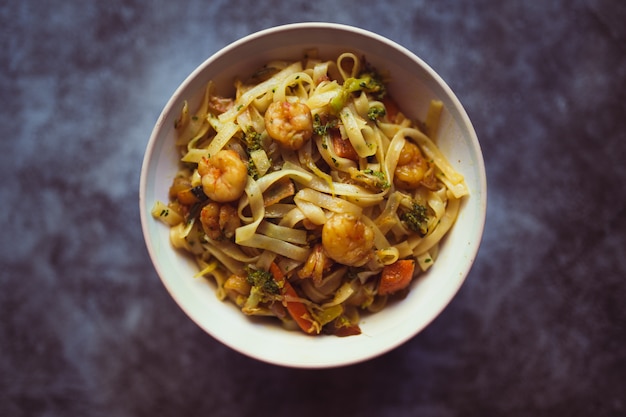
[140,23,486,368]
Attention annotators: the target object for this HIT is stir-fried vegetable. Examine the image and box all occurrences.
[378,259,416,295]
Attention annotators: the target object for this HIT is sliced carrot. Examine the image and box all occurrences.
[269,262,319,335]
[331,129,359,161]
[378,259,416,295]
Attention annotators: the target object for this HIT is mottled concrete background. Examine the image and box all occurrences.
[1,1,625,416]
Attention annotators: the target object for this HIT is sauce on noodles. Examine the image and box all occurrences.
[152,51,468,336]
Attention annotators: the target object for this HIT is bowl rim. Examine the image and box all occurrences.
[140,22,487,368]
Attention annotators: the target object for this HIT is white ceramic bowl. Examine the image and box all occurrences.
[140,22,486,368]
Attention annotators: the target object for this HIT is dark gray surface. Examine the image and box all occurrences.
[2,1,625,416]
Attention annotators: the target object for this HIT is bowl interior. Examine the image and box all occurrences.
[140,23,486,368]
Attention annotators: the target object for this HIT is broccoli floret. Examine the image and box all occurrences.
[343,72,386,96]
[313,114,338,136]
[247,159,259,180]
[367,105,386,121]
[401,202,430,237]
[242,126,263,152]
[330,67,387,113]
[242,126,264,179]
[245,267,281,295]
[242,266,283,313]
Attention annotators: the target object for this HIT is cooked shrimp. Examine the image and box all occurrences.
[264,100,313,150]
[298,243,333,285]
[322,213,375,267]
[200,202,241,240]
[394,141,429,190]
[198,149,247,203]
